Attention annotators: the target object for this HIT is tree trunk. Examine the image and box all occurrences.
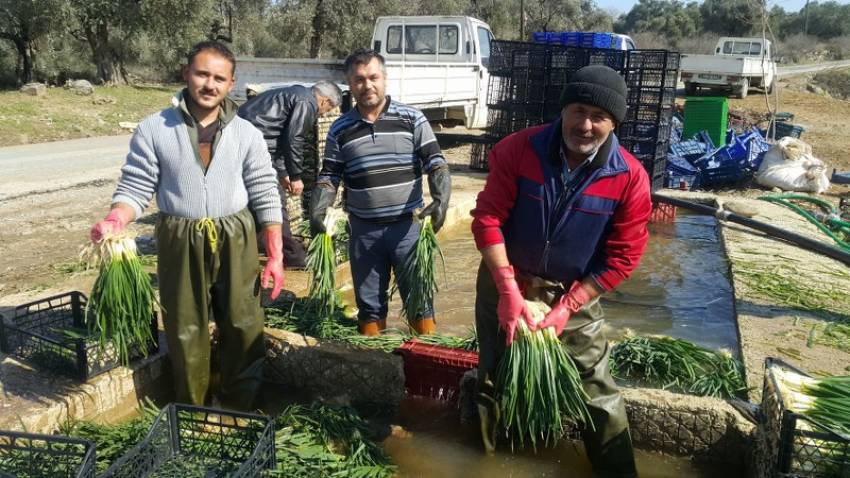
[3,36,33,85]
[309,0,325,58]
[83,21,125,85]
[17,39,33,84]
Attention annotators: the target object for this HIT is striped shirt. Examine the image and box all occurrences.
[318,98,446,221]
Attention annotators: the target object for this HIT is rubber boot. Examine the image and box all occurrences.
[376,319,387,331]
[358,320,382,336]
[410,317,436,335]
[584,429,638,478]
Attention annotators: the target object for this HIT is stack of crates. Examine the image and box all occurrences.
[619,50,680,189]
[683,96,728,147]
[474,40,679,191]
[531,32,617,49]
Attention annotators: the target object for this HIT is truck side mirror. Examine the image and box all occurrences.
[716,47,720,54]
[466,40,470,54]
[373,40,382,52]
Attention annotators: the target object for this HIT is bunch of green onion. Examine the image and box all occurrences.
[306,208,345,318]
[394,216,445,328]
[494,301,593,451]
[609,332,748,399]
[86,235,158,365]
[775,366,850,437]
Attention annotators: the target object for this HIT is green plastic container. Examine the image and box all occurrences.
[683,96,728,147]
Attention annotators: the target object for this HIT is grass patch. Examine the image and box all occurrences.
[732,260,850,317]
[813,67,850,100]
[0,84,176,146]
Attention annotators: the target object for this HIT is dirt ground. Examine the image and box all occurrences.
[727,76,850,172]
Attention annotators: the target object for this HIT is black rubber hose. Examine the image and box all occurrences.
[652,193,850,267]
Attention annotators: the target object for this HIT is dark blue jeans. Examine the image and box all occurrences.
[348,215,434,323]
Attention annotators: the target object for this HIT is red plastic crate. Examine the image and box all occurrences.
[393,339,479,402]
[649,201,676,223]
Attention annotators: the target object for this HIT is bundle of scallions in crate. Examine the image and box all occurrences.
[773,365,850,438]
[492,300,593,451]
[393,215,445,330]
[86,234,158,365]
[306,208,347,317]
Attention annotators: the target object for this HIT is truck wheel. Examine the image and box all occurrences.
[737,79,749,99]
[685,82,697,95]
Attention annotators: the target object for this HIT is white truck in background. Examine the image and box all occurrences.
[231,15,495,128]
[679,37,777,99]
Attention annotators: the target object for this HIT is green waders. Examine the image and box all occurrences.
[474,261,638,478]
[156,208,266,411]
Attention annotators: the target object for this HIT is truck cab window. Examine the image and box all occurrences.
[477,26,491,67]
[407,25,437,54]
[439,26,459,54]
[387,26,403,54]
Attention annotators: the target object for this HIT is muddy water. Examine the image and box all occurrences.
[383,211,737,352]
[383,397,728,478]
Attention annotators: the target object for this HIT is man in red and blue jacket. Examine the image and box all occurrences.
[472,65,651,477]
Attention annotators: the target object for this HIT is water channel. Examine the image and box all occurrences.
[377,210,740,477]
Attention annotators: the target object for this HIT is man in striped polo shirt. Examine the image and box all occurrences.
[309,49,451,336]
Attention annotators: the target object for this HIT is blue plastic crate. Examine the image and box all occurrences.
[592,33,614,49]
[667,155,699,175]
[746,139,769,170]
[532,32,547,43]
[666,172,700,190]
[669,140,709,162]
[694,148,748,187]
[695,130,716,150]
[546,32,561,44]
[563,32,582,47]
[580,33,596,48]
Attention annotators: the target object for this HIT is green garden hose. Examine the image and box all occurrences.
[758,194,850,252]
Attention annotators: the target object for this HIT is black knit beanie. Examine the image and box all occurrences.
[559,65,627,123]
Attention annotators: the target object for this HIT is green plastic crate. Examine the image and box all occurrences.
[683,96,728,147]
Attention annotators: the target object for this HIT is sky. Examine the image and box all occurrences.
[596,0,850,16]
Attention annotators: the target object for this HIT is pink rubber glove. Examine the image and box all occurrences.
[491,265,534,346]
[260,226,285,300]
[90,207,133,243]
[536,281,592,337]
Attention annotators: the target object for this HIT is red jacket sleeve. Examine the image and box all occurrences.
[470,137,521,250]
[590,150,652,291]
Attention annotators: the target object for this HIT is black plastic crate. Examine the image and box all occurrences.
[627,50,680,70]
[626,86,676,108]
[624,102,674,124]
[486,106,545,138]
[587,48,627,71]
[486,75,513,108]
[511,76,548,103]
[625,68,678,89]
[489,40,547,76]
[618,120,673,143]
[100,404,275,478]
[0,430,95,478]
[0,291,159,381]
[549,48,589,83]
[761,358,850,478]
[469,141,494,171]
[510,48,550,73]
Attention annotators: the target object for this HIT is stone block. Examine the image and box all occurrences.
[20,83,46,96]
[264,328,405,412]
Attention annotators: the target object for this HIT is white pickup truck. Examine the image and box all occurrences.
[679,37,777,99]
[231,15,495,128]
